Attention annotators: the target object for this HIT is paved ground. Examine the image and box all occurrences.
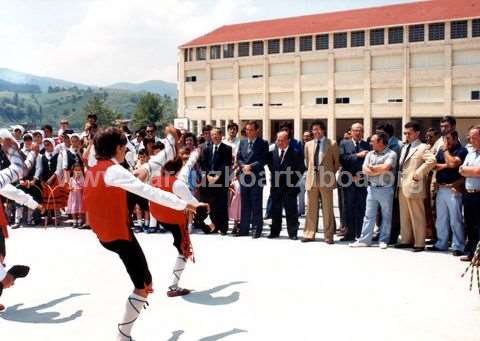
[1,224,479,341]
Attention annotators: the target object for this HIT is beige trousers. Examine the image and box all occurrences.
[303,185,335,242]
[399,188,427,247]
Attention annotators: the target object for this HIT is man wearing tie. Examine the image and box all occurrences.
[302,121,341,244]
[237,121,269,238]
[395,121,436,252]
[267,131,306,240]
[199,127,233,235]
[339,122,371,241]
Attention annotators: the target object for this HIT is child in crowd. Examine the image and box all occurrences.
[132,150,151,233]
[66,163,84,227]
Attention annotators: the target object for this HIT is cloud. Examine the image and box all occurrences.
[0,0,259,85]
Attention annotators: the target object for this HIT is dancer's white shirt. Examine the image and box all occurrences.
[0,265,5,282]
[0,185,39,210]
[143,134,176,178]
[104,159,186,210]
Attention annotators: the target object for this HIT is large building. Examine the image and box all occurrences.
[177,0,480,141]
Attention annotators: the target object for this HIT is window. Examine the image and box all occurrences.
[334,32,347,49]
[315,97,328,105]
[472,90,480,100]
[451,21,468,39]
[473,19,480,37]
[252,103,263,107]
[335,97,350,104]
[268,39,280,54]
[223,44,234,58]
[269,103,283,106]
[283,37,295,53]
[389,27,404,44]
[196,47,207,61]
[210,45,221,59]
[351,31,365,47]
[409,24,425,42]
[184,49,188,62]
[388,98,403,103]
[185,76,197,82]
[429,23,445,41]
[316,34,329,50]
[252,41,264,55]
[370,28,385,46]
[197,105,206,109]
[238,42,250,57]
[252,74,263,78]
[300,36,313,51]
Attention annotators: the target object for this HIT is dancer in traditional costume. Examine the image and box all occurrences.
[0,129,42,312]
[83,128,195,341]
[150,157,213,297]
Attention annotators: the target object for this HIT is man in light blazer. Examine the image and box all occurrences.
[302,120,341,244]
[395,121,436,252]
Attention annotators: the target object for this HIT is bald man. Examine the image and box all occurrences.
[267,131,306,240]
[339,123,371,241]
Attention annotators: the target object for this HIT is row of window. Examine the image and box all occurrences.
[185,19,480,62]
[189,91,479,109]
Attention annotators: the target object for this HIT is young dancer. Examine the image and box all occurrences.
[0,129,42,311]
[83,128,195,341]
[150,157,213,297]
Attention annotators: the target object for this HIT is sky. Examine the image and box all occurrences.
[0,0,417,86]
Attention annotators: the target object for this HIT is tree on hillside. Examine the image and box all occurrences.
[83,96,119,127]
[133,92,164,128]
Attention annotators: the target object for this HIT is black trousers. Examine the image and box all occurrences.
[239,183,264,236]
[161,223,184,256]
[343,184,367,240]
[201,187,229,233]
[101,234,152,289]
[270,189,299,238]
[464,192,480,257]
[0,228,5,258]
[388,197,401,245]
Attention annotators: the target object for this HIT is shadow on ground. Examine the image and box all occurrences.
[182,281,246,306]
[168,328,247,341]
[0,293,89,324]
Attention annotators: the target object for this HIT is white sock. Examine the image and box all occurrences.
[169,256,187,290]
[149,214,156,228]
[15,207,23,224]
[144,220,150,227]
[117,293,148,341]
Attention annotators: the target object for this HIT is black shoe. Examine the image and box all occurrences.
[252,233,261,239]
[427,246,443,252]
[452,250,464,257]
[289,236,298,240]
[267,234,279,239]
[394,243,414,249]
[413,247,425,252]
[301,238,315,243]
[372,234,380,242]
[339,237,354,242]
[10,223,21,229]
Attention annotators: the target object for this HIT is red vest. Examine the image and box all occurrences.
[0,200,8,239]
[150,175,194,262]
[84,160,130,242]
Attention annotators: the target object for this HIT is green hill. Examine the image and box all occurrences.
[0,87,176,130]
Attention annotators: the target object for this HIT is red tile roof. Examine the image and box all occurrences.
[180,0,480,48]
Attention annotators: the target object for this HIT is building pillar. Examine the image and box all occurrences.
[197,119,203,136]
[402,46,411,132]
[327,53,336,139]
[363,50,372,137]
[444,44,453,116]
[263,54,271,141]
[177,51,186,118]
[206,63,212,125]
[294,55,302,141]
[233,61,240,124]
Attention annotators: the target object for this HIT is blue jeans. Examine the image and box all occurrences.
[435,187,465,251]
[357,186,394,245]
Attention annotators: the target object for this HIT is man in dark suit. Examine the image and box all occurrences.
[267,131,306,240]
[339,122,371,241]
[237,121,269,238]
[199,127,233,235]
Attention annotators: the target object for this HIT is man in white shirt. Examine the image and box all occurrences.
[223,122,240,158]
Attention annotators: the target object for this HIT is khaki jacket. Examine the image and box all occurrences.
[398,140,436,199]
[305,138,340,190]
